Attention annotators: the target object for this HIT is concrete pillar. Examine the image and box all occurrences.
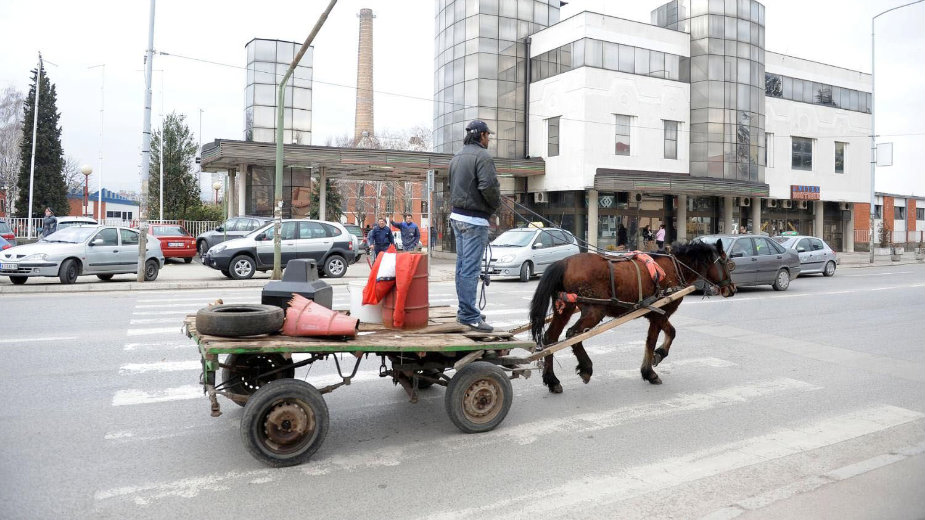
[722,196,734,234]
[751,197,761,232]
[677,194,688,241]
[227,170,236,219]
[846,204,855,252]
[236,164,248,217]
[814,200,824,238]
[587,189,599,249]
[319,167,327,221]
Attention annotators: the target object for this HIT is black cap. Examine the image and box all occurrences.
[465,120,493,134]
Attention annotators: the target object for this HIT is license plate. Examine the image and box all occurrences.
[168,242,184,247]
[1,262,17,270]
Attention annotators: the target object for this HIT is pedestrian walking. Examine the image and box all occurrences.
[41,207,57,238]
[655,224,666,250]
[367,218,394,259]
[390,213,421,251]
[449,120,500,332]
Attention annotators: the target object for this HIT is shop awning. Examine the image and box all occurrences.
[594,168,769,197]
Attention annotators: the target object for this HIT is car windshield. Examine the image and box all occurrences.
[43,226,97,243]
[151,225,189,236]
[491,229,537,247]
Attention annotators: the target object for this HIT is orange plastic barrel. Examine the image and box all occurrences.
[381,254,429,330]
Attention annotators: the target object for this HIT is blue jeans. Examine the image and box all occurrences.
[451,219,489,323]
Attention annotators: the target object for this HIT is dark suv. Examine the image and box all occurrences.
[196,216,271,256]
[201,219,356,279]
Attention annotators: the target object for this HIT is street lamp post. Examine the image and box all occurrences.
[80,165,92,217]
[212,181,222,205]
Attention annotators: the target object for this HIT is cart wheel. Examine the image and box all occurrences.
[445,361,513,434]
[222,353,295,407]
[241,379,329,467]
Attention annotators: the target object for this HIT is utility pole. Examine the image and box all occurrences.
[88,64,105,221]
[26,53,42,239]
[137,0,155,281]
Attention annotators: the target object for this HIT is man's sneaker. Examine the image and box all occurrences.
[459,319,494,332]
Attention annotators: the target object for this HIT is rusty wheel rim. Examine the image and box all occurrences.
[462,378,503,425]
[263,400,315,453]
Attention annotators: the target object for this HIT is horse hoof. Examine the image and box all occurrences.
[652,354,663,367]
[579,372,592,384]
[648,376,662,385]
[550,384,563,394]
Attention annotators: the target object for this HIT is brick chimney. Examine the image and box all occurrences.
[354,8,375,145]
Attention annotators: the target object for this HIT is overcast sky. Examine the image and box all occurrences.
[0,0,922,196]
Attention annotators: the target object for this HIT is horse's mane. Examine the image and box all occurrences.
[669,241,718,263]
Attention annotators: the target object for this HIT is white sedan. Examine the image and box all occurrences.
[0,225,165,285]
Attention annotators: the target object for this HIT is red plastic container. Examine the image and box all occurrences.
[381,254,429,330]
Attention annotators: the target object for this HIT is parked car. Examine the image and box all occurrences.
[692,234,801,291]
[150,224,197,263]
[343,224,369,262]
[196,216,272,256]
[0,218,15,246]
[0,225,164,285]
[54,216,98,230]
[772,235,839,276]
[0,236,11,250]
[484,226,580,282]
[201,219,356,279]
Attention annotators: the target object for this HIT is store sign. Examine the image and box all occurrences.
[791,185,820,200]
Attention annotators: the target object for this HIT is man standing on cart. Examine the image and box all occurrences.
[448,120,501,332]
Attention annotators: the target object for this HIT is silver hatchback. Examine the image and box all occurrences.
[484,226,580,282]
[772,235,839,277]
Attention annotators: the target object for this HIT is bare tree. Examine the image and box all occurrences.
[0,86,24,211]
[62,156,85,193]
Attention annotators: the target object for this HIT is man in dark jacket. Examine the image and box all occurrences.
[448,120,501,332]
[41,207,57,238]
[390,213,421,251]
[367,217,394,258]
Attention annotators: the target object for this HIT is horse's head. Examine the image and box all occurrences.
[672,241,737,297]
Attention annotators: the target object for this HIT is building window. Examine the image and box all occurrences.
[916,207,924,220]
[895,207,906,220]
[874,204,882,219]
[765,132,774,167]
[614,114,631,156]
[791,137,813,171]
[664,120,678,159]
[835,142,846,174]
[547,116,560,157]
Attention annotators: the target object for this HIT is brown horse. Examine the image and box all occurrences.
[528,242,736,393]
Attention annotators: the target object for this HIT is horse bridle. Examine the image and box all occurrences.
[669,251,735,293]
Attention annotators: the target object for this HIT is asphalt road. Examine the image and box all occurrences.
[0,265,923,519]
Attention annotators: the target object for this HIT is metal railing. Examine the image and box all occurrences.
[4,217,221,239]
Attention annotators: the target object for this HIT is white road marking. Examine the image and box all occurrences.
[134,297,256,304]
[0,335,78,344]
[129,317,183,325]
[424,405,924,520]
[111,385,202,406]
[126,327,182,337]
[119,361,201,374]
[124,341,190,351]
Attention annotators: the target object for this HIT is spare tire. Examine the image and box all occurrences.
[196,304,285,337]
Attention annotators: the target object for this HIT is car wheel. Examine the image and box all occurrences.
[823,261,836,277]
[144,259,160,281]
[58,259,79,284]
[220,269,232,279]
[9,276,27,285]
[324,255,347,278]
[198,240,209,257]
[97,274,114,281]
[771,269,790,291]
[518,261,532,282]
[184,257,193,264]
[230,254,256,280]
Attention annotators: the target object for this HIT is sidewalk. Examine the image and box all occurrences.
[0,251,919,295]
[0,255,458,295]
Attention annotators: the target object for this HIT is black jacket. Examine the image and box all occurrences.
[367,225,394,250]
[449,142,501,219]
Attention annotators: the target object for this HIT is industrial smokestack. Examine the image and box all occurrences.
[354,8,375,145]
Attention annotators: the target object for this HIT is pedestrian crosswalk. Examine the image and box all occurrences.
[96,282,925,516]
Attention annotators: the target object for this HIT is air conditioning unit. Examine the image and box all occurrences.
[781,200,793,209]
[839,202,850,211]
[767,199,778,208]
[741,197,752,207]
[798,200,809,210]
[533,192,548,204]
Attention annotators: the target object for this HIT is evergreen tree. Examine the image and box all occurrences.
[14,64,67,218]
[310,178,343,221]
[147,112,202,220]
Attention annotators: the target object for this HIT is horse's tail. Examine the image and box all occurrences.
[529,258,567,345]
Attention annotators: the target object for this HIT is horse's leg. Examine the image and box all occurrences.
[566,306,605,384]
[652,319,676,367]
[640,317,665,385]
[541,305,572,394]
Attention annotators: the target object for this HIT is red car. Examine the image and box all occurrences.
[150,225,196,263]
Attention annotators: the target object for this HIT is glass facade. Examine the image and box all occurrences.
[529,39,687,83]
[656,0,766,183]
[244,39,313,144]
[765,73,871,113]
[433,0,560,158]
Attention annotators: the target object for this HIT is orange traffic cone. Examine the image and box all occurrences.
[282,294,359,337]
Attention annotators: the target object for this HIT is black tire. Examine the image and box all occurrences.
[771,269,790,291]
[823,261,836,277]
[196,304,284,337]
[518,261,532,282]
[97,274,114,281]
[58,259,79,284]
[198,240,209,257]
[323,254,347,278]
[184,257,193,264]
[220,269,232,279]
[229,254,256,280]
[9,276,27,285]
[241,379,329,467]
[445,361,513,434]
[144,259,160,281]
[222,353,295,407]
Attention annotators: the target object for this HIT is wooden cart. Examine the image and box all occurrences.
[185,287,694,467]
